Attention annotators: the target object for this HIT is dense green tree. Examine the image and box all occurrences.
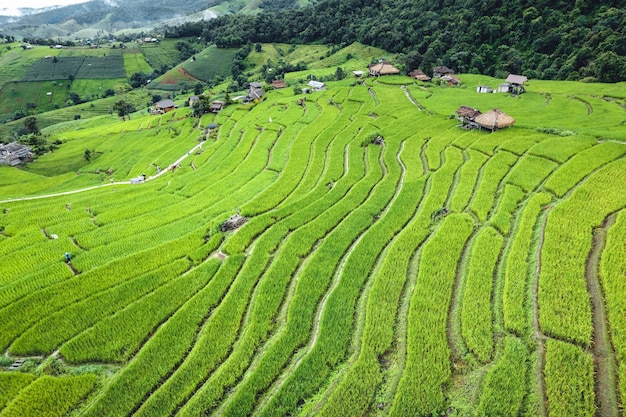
[23,116,39,136]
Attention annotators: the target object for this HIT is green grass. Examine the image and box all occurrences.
[181,46,238,82]
[0,72,625,417]
[122,50,154,76]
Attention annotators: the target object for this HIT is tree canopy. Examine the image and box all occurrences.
[165,0,626,81]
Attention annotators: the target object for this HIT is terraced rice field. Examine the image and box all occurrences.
[0,76,625,417]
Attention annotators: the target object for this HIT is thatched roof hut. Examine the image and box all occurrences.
[369,62,400,76]
[474,109,515,131]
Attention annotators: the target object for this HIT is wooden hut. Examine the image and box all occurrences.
[455,106,482,129]
[474,109,515,132]
[409,69,431,81]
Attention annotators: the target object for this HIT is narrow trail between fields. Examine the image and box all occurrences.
[533,208,550,417]
[0,142,204,204]
[401,85,425,111]
[586,213,619,417]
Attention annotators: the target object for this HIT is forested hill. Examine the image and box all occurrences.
[168,0,626,82]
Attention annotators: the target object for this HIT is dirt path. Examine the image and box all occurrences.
[401,85,425,111]
[532,208,550,417]
[368,88,379,106]
[0,143,204,205]
[586,213,619,417]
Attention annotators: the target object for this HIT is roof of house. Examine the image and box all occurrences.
[506,74,528,85]
[248,87,265,99]
[307,80,325,89]
[369,62,400,75]
[409,69,431,81]
[456,106,482,119]
[249,82,263,89]
[272,79,286,88]
[155,99,177,109]
[474,109,515,130]
[433,66,454,75]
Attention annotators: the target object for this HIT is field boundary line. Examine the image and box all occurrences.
[585,213,620,417]
[532,206,550,417]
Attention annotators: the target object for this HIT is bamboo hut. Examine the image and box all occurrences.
[474,109,515,132]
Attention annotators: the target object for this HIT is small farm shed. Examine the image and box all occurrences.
[307,80,326,92]
[409,69,431,81]
[353,70,364,77]
[209,100,226,113]
[503,74,528,95]
[221,214,248,232]
[433,66,455,78]
[476,85,492,93]
[155,99,177,113]
[474,108,515,132]
[189,95,199,107]
[0,142,32,166]
[455,106,482,129]
[497,83,510,93]
[369,61,400,76]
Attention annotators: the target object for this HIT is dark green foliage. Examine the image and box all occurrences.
[113,100,135,120]
[23,116,39,136]
[166,0,626,81]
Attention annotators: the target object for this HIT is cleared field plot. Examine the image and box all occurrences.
[0,76,625,417]
[181,46,236,82]
[21,55,125,81]
[122,51,153,76]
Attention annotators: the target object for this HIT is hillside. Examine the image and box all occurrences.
[0,73,625,416]
[168,0,626,82]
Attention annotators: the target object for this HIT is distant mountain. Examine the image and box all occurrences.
[0,0,223,38]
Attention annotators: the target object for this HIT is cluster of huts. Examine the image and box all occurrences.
[455,106,515,132]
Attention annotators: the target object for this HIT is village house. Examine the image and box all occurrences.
[244,82,265,103]
[209,100,226,113]
[188,95,199,107]
[154,99,177,113]
[0,142,33,166]
[476,85,493,93]
[271,79,286,89]
[409,69,431,82]
[368,61,400,76]
[433,65,455,78]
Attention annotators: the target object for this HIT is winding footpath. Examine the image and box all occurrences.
[586,213,619,417]
[0,142,204,204]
